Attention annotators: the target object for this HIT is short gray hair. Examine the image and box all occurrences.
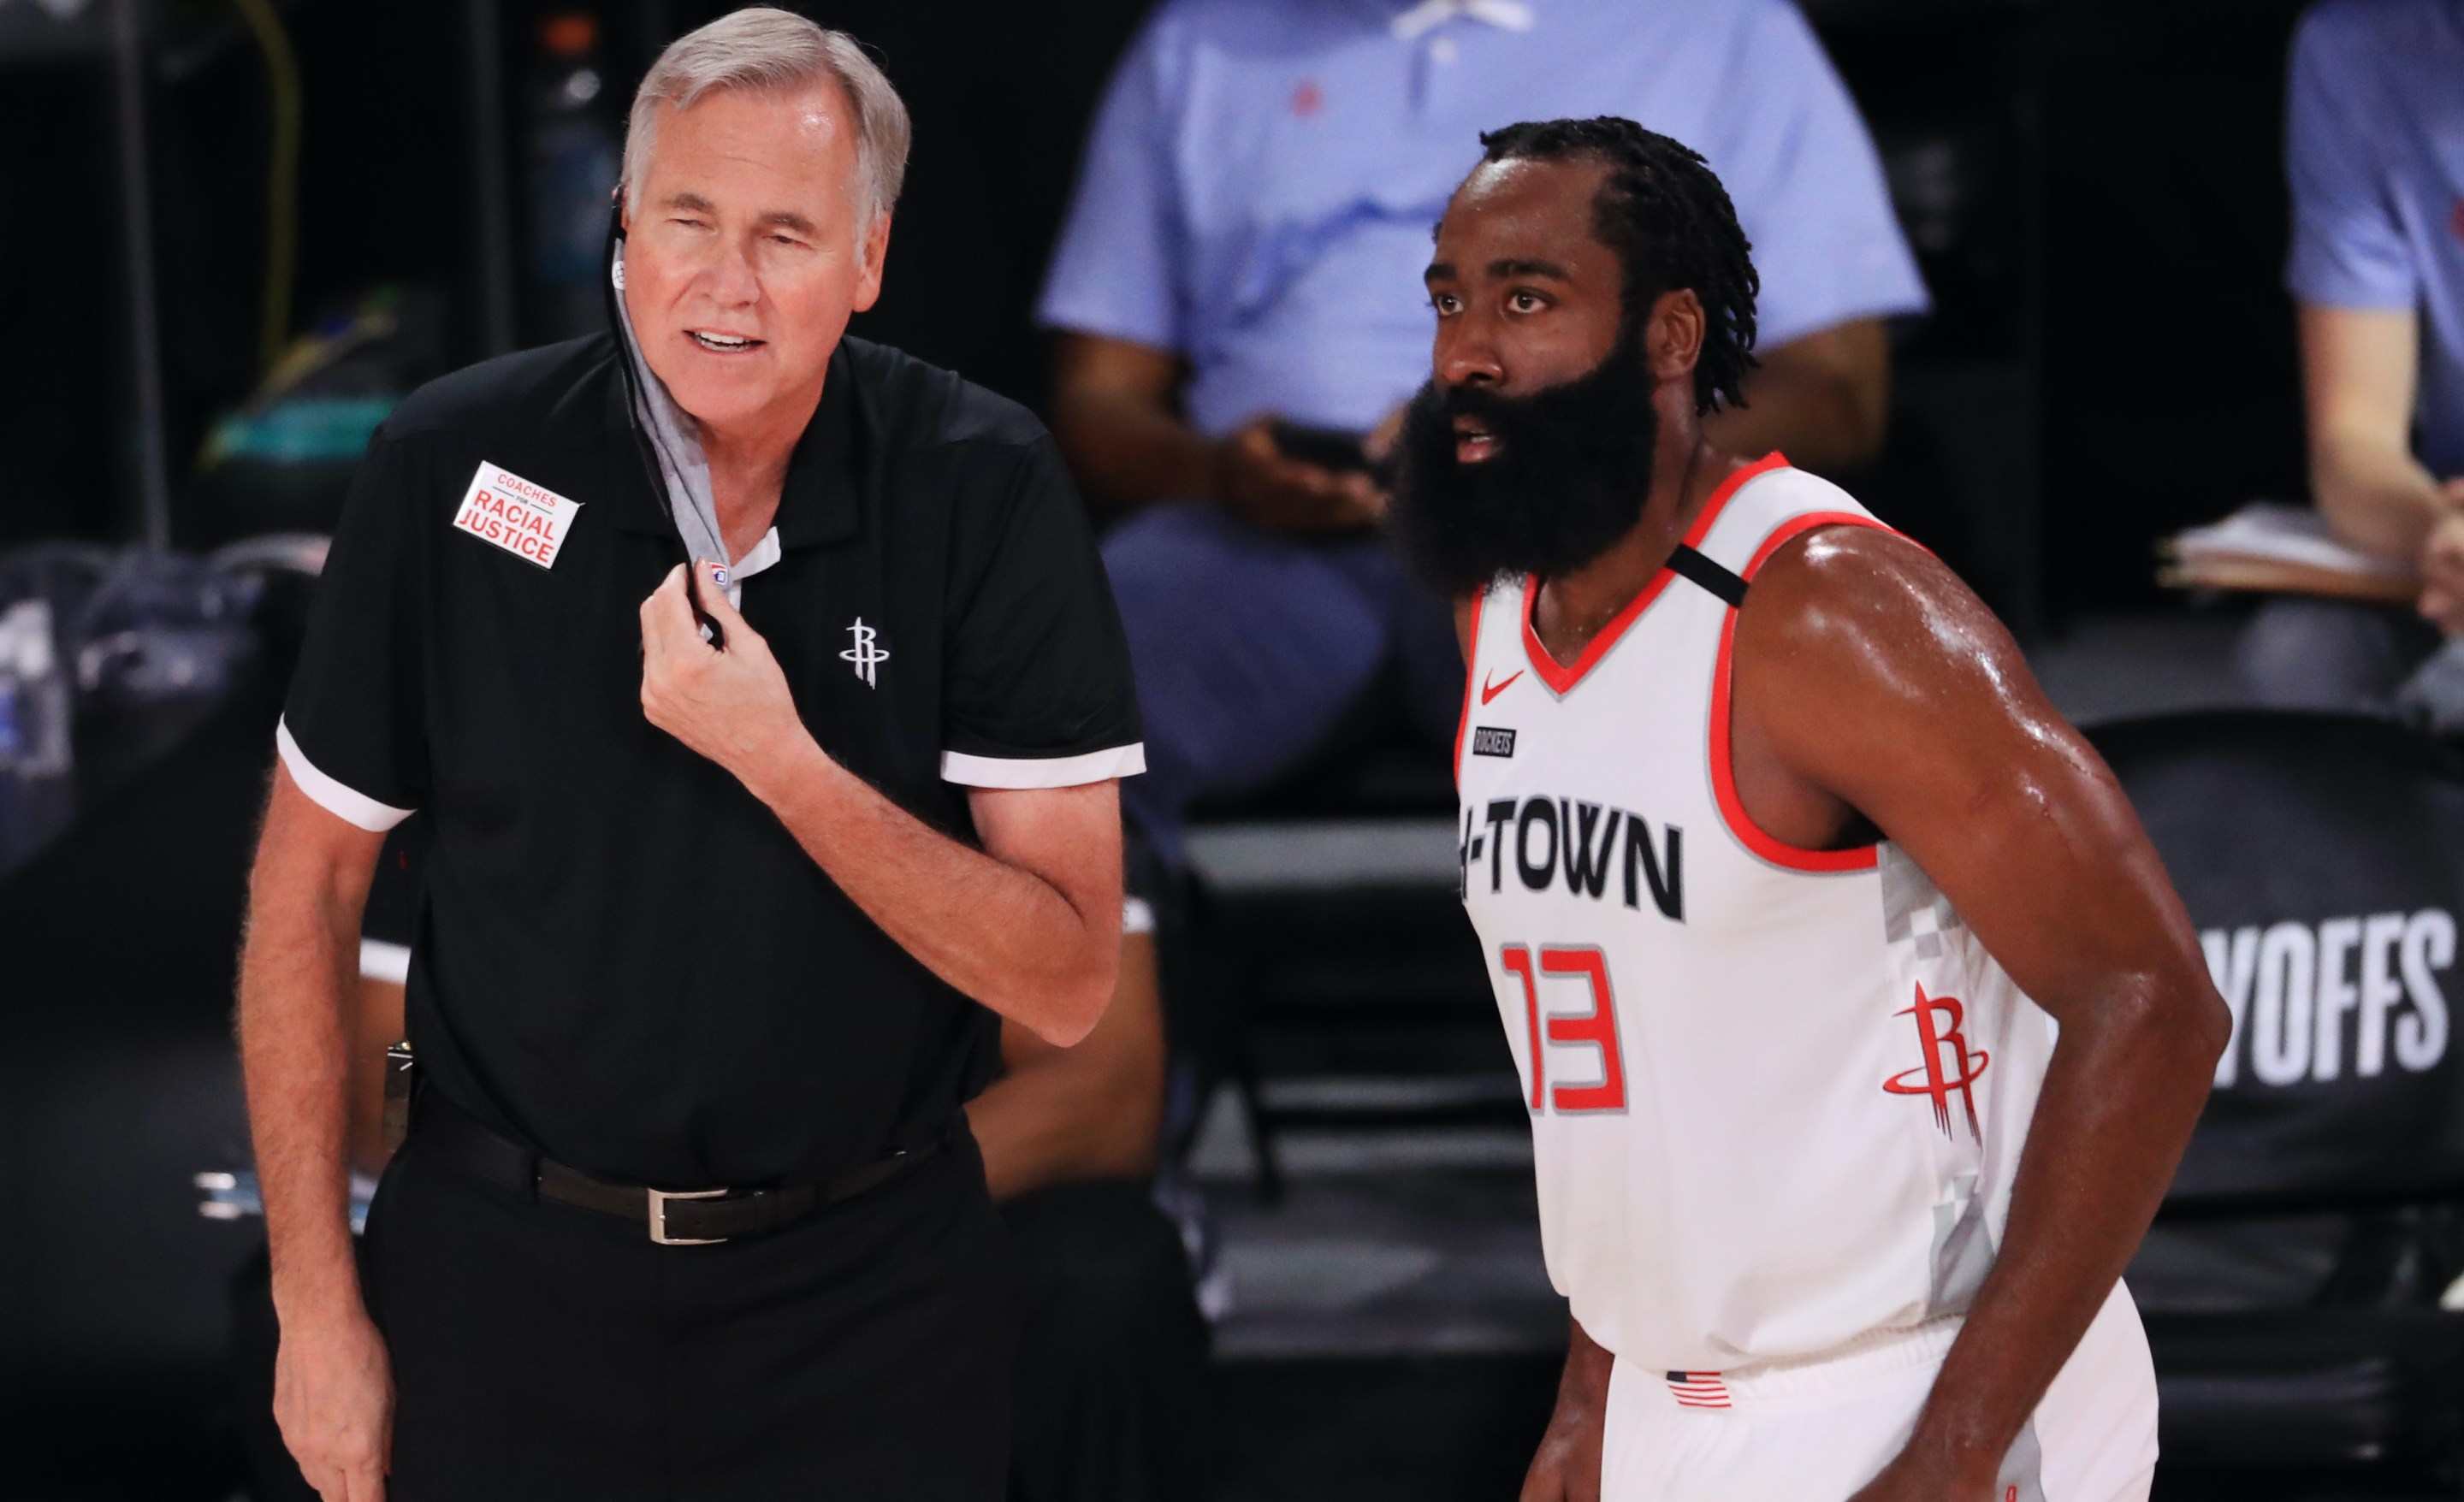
[623,8,910,223]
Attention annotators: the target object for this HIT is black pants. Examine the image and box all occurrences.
[237,1174,1205,1502]
[354,1115,1014,1500]
[998,1180,1213,1502]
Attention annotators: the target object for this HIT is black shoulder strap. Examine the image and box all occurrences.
[1667,543,1749,609]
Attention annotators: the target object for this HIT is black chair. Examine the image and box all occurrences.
[1175,683,1511,1203]
[2091,710,2464,1484]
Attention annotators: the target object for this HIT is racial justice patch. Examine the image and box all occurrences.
[453,462,583,569]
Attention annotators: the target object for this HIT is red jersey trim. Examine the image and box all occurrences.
[1452,589,1486,786]
[1708,509,1897,874]
[1519,452,1791,696]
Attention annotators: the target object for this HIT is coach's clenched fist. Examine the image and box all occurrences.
[640,560,810,789]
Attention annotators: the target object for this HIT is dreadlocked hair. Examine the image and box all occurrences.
[1477,117,1760,415]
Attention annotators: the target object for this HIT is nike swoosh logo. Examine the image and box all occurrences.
[1481,670,1522,706]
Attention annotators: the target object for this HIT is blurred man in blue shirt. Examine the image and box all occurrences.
[2238,0,2464,712]
[1041,0,1927,863]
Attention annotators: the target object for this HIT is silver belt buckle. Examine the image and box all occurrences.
[647,1186,729,1245]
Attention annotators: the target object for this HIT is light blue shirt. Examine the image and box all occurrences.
[1038,0,1929,438]
[2285,0,2464,477]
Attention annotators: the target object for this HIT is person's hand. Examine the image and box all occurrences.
[639,560,808,784]
[1211,416,1385,532]
[1518,1397,1605,1502]
[1520,1320,1611,1502]
[273,1304,394,1501]
[2415,479,2464,636]
[1364,402,1408,471]
[1842,1445,1999,1502]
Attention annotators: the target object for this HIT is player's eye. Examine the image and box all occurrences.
[1430,293,1460,315]
[1508,289,1547,313]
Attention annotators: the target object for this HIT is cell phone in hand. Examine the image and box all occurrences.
[1270,420,1372,475]
[685,560,726,648]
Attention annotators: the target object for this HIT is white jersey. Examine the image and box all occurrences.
[1455,456,2057,1377]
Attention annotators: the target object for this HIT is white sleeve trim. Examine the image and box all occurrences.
[276,718,414,832]
[358,939,412,985]
[940,742,1146,789]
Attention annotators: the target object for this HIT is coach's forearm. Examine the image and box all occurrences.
[742,735,1118,1044]
[240,788,379,1328]
[1893,976,2218,1486]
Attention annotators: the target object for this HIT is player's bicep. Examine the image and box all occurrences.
[1744,535,2201,1019]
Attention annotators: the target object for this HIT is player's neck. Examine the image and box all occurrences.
[1530,436,1733,665]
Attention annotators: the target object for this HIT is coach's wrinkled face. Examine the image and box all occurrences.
[1389,157,1666,598]
[622,81,887,440]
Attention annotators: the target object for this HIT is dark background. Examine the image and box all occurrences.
[0,0,2314,625]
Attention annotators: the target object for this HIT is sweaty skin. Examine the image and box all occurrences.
[1424,156,2228,1502]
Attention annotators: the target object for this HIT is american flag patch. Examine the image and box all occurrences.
[1665,1370,1731,1409]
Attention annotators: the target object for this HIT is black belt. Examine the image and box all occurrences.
[416,1091,935,1245]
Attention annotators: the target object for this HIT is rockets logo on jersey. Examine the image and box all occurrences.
[1459,793,1683,920]
[1882,984,1990,1138]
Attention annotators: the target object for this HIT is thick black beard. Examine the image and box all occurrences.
[1388,334,1661,599]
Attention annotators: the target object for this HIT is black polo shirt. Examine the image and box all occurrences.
[281,334,1142,1188]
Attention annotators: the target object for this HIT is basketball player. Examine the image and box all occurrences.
[1389,119,2230,1502]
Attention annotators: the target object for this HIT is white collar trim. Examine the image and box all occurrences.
[1392,0,1534,41]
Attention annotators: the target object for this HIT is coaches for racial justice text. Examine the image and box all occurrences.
[237,11,1145,1499]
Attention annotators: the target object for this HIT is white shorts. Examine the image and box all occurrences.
[1600,1282,2157,1502]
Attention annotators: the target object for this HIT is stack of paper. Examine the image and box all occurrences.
[2162,502,2419,603]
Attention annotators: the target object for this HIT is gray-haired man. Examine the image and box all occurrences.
[238,9,1144,1498]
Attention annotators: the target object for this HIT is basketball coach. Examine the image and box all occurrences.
[236,10,1144,1499]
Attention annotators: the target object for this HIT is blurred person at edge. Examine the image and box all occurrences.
[234,835,1210,1502]
[238,9,1148,1500]
[1040,0,1928,869]
[2236,0,2464,712]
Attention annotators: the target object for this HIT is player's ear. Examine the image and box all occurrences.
[1644,288,1704,386]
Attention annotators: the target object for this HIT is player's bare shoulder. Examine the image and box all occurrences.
[1727,510,2112,869]
[1731,521,2033,724]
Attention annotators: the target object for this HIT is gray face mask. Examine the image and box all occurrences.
[610,240,738,606]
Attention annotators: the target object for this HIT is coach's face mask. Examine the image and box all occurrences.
[1389,324,1661,599]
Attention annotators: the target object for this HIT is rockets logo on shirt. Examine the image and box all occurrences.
[1883,984,1990,1138]
[452,462,583,569]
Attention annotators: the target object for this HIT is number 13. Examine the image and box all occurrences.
[1501,944,1628,1114]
